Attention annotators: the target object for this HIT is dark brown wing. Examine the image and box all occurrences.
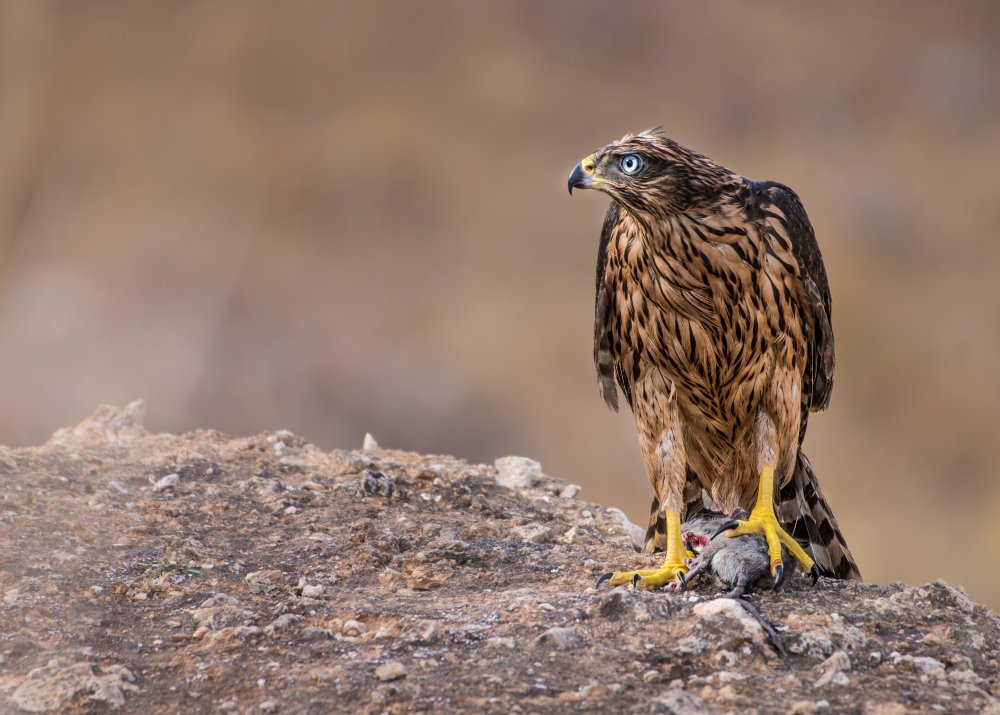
[757,181,835,413]
[594,201,631,411]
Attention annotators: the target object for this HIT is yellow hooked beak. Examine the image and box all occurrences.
[568,154,605,194]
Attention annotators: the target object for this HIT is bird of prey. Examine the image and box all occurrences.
[568,129,861,589]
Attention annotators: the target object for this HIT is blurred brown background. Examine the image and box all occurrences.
[1,2,998,608]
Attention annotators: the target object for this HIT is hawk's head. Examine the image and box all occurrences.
[568,128,735,216]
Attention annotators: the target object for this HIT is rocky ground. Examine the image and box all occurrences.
[1,402,998,714]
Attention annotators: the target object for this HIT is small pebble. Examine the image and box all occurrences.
[301,584,324,598]
[559,484,581,499]
[301,627,332,640]
[533,627,580,650]
[375,661,406,682]
[264,614,303,634]
[922,631,946,647]
[813,650,851,688]
[494,456,542,489]
[361,471,394,497]
[152,473,180,492]
[415,620,441,643]
[342,619,365,636]
[511,523,551,543]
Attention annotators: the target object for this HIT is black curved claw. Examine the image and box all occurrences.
[809,564,820,586]
[772,563,786,590]
[676,570,687,589]
[631,573,642,588]
[596,572,614,588]
[710,519,741,540]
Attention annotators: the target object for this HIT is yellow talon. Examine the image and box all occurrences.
[598,511,689,590]
[718,465,817,584]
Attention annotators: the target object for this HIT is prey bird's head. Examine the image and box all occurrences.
[568,128,736,217]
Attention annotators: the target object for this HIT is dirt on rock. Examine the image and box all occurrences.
[1,402,998,714]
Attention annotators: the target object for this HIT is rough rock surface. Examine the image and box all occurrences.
[1,402,998,714]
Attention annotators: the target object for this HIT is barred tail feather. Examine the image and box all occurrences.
[777,450,862,580]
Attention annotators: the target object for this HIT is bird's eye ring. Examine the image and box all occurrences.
[620,153,643,174]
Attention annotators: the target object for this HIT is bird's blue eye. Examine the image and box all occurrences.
[620,154,643,174]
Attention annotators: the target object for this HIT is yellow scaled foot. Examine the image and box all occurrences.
[713,465,820,588]
[597,512,690,590]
